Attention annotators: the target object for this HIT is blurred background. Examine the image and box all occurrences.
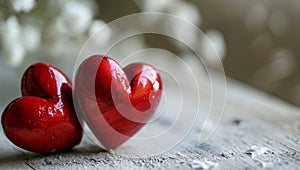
[0,0,300,108]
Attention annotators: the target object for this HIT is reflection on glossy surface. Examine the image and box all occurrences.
[1,63,82,153]
[75,55,162,149]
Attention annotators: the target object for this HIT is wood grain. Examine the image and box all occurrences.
[0,77,299,169]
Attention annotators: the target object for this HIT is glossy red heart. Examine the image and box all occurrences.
[74,55,162,149]
[1,63,83,153]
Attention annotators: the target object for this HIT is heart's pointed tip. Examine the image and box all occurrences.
[101,140,124,151]
[106,146,118,151]
[99,134,131,151]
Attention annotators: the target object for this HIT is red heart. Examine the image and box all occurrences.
[1,63,83,153]
[74,55,162,149]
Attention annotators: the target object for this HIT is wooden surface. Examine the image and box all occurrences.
[0,77,299,169]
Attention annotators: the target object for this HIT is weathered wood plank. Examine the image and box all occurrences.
[0,77,299,169]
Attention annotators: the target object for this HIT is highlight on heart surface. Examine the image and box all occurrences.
[1,63,83,153]
[74,55,163,150]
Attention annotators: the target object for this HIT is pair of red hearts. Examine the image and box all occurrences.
[2,55,162,153]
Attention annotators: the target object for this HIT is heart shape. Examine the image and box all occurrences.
[1,63,82,153]
[74,55,162,149]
